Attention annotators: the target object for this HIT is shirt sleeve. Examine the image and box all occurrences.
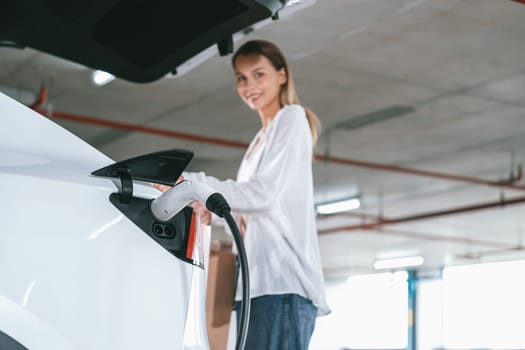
[183,105,310,216]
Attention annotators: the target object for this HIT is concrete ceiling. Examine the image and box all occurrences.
[2,0,525,278]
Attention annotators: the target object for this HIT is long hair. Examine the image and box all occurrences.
[232,39,321,145]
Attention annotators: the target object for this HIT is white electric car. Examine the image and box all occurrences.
[0,91,215,350]
[0,0,311,349]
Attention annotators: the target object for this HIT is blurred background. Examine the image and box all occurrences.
[2,0,525,348]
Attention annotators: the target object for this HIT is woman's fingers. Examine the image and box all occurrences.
[151,183,172,192]
[192,200,212,225]
[151,175,184,192]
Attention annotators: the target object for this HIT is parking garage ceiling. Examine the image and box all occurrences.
[2,0,525,278]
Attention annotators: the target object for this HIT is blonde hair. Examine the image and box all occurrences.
[232,39,321,145]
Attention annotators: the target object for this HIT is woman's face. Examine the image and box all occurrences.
[234,54,286,116]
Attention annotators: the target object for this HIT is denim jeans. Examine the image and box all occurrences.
[234,294,317,350]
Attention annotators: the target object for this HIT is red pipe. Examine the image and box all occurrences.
[455,245,525,260]
[324,244,525,274]
[314,154,525,192]
[205,219,511,250]
[319,195,525,235]
[29,85,48,109]
[365,228,514,249]
[35,108,525,191]
[319,211,520,248]
[35,109,249,149]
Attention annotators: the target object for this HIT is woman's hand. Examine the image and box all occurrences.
[151,183,172,192]
[192,200,212,225]
[151,176,211,224]
[151,176,184,192]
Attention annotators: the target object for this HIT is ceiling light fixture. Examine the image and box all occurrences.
[316,197,360,215]
[373,256,424,270]
[286,0,301,6]
[91,70,115,86]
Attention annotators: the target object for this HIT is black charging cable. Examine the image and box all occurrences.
[206,193,250,350]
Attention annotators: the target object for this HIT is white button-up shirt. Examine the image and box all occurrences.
[184,104,330,316]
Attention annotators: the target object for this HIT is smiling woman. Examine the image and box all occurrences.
[232,40,321,143]
[178,39,330,350]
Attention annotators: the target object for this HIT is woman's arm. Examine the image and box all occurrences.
[184,106,310,215]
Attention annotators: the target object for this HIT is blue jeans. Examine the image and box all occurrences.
[234,294,317,350]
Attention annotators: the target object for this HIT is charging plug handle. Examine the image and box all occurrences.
[205,193,231,217]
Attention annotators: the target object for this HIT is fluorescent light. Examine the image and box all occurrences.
[286,0,301,5]
[373,256,424,270]
[91,70,115,86]
[316,197,360,215]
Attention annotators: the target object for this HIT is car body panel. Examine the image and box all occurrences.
[0,93,205,349]
[0,0,285,82]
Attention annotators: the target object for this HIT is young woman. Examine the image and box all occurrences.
[157,39,329,349]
